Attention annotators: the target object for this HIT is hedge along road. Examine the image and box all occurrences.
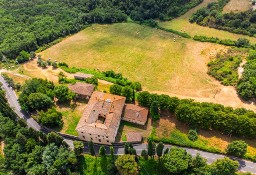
[0,71,256,173]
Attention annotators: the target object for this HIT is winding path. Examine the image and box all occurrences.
[0,72,256,173]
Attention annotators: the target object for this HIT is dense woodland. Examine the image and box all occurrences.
[0,88,78,174]
[190,0,256,37]
[0,0,202,60]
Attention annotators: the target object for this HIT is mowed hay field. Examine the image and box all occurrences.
[223,0,252,13]
[41,23,225,95]
[158,0,256,43]
[41,23,256,111]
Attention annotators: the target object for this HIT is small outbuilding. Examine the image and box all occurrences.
[74,73,93,80]
[123,104,148,125]
[68,82,95,99]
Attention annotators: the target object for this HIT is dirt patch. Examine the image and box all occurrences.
[20,59,73,83]
[223,0,252,13]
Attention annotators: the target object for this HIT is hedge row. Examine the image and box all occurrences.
[193,35,254,48]
[137,91,256,138]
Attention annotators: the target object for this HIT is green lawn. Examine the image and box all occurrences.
[78,155,115,175]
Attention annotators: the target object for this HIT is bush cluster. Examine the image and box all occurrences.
[190,0,256,37]
[207,49,243,86]
[193,35,253,48]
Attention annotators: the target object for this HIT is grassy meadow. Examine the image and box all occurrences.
[41,23,227,98]
[158,0,256,43]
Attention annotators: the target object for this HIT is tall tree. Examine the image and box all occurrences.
[89,141,95,156]
[73,141,84,156]
[150,101,160,120]
[115,155,139,175]
[156,142,164,157]
[147,139,156,158]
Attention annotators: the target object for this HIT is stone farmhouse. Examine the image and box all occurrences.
[76,91,148,145]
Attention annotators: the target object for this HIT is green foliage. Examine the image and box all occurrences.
[89,141,95,156]
[188,129,198,141]
[138,91,256,138]
[46,132,64,147]
[157,26,191,38]
[147,139,156,158]
[38,108,63,128]
[160,147,192,174]
[115,155,138,175]
[19,78,55,111]
[16,51,30,64]
[190,0,256,38]
[74,141,84,156]
[150,101,160,121]
[141,149,148,160]
[237,56,256,100]
[27,93,53,111]
[156,142,164,157]
[193,35,253,48]
[0,90,77,174]
[54,85,74,103]
[110,84,123,95]
[207,50,242,86]
[226,140,248,157]
[211,158,239,175]
[99,146,106,157]
[1,73,16,89]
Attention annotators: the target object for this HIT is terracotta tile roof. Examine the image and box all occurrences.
[76,91,126,138]
[126,132,142,142]
[74,73,93,79]
[123,104,148,125]
[68,82,95,97]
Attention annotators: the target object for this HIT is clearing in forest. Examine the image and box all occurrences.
[158,0,256,43]
[40,23,256,111]
[223,0,252,13]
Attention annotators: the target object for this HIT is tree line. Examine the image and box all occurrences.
[190,0,256,37]
[137,91,256,138]
[76,140,248,175]
[0,0,202,60]
[0,87,79,174]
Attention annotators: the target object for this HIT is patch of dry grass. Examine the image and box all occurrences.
[40,23,227,95]
[155,112,256,158]
[3,72,29,85]
[223,0,252,13]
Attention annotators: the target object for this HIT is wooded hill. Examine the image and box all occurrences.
[0,0,202,60]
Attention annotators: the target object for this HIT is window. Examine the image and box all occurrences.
[98,135,100,137]
[106,136,108,138]
[107,140,109,143]
[83,136,85,139]
[81,132,83,133]
[91,138,93,140]
[99,139,101,142]
[89,133,91,135]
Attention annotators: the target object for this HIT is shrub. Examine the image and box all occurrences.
[226,140,248,157]
[38,108,63,128]
[188,129,198,141]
